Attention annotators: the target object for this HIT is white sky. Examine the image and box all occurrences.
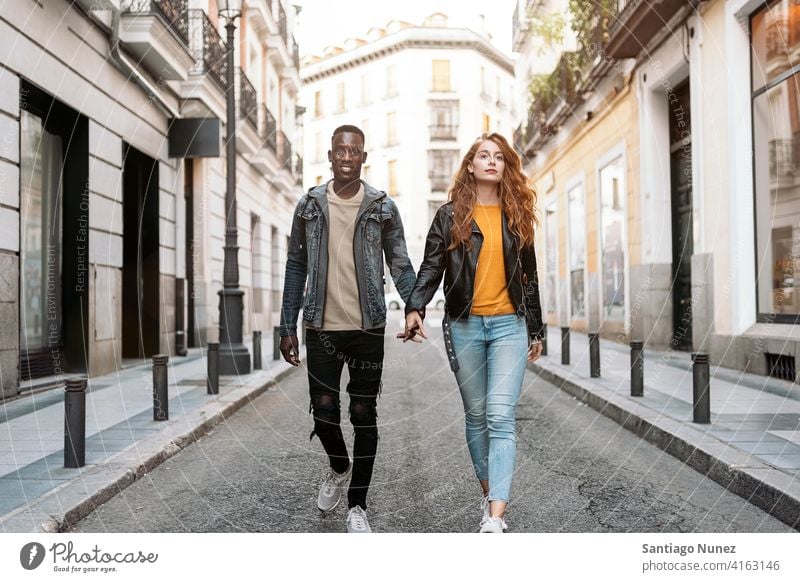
[293,0,518,59]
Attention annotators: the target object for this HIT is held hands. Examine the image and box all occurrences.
[396,311,426,343]
[528,339,543,363]
[280,335,300,366]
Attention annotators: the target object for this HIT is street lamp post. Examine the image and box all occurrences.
[218,0,250,375]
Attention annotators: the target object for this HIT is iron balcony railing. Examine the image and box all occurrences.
[279,130,292,171]
[262,104,277,153]
[188,10,227,91]
[238,69,259,132]
[429,124,457,141]
[122,0,189,46]
[278,1,288,47]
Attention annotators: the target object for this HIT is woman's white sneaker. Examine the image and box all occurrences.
[317,461,352,512]
[346,506,371,533]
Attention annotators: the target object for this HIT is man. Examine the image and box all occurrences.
[279,125,416,533]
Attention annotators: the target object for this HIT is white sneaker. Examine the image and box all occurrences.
[479,516,506,533]
[346,506,372,533]
[317,461,352,512]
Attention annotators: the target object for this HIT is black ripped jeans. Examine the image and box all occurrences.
[305,328,384,510]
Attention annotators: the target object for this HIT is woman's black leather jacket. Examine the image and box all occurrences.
[406,202,544,343]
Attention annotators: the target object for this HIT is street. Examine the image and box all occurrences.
[72,313,793,533]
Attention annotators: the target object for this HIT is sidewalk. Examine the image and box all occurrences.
[0,340,302,533]
[529,328,800,530]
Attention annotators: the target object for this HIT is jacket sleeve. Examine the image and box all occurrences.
[382,199,417,304]
[279,198,308,337]
[405,206,448,315]
[521,243,545,340]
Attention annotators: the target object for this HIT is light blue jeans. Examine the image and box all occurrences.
[449,313,528,502]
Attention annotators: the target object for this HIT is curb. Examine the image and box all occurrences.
[528,361,800,531]
[0,362,302,533]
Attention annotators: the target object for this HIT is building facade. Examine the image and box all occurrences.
[515,0,800,384]
[300,14,517,267]
[0,0,300,399]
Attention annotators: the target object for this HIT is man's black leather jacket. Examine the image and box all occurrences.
[405,202,544,342]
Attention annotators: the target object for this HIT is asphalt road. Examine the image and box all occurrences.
[72,312,794,533]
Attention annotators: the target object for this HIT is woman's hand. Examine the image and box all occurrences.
[396,310,427,343]
[527,339,543,363]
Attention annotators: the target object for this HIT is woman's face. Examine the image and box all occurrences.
[468,139,505,185]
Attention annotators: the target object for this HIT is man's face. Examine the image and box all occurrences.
[328,131,367,183]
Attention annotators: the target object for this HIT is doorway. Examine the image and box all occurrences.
[669,80,693,351]
[122,145,160,359]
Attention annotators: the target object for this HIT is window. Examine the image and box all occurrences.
[386,64,398,97]
[428,150,458,191]
[752,0,800,320]
[314,131,323,163]
[482,113,490,133]
[432,60,450,92]
[360,74,370,105]
[568,183,586,319]
[336,82,346,113]
[388,160,398,195]
[314,90,322,118]
[599,156,626,321]
[429,99,459,140]
[545,203,558,315]
[386,112,397,146]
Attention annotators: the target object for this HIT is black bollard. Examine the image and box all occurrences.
[64,377,86,468]
[561,327,570,365]
[273,326,281,361]
[540,323,548,356]
[253,331,262,370]
[153,354,169,421]
[589,332,601,378]
[691,352,711,424]
[207,343,219,395]
[630,341,644,397]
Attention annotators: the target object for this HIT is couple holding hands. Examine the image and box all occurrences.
[279,125,543,533]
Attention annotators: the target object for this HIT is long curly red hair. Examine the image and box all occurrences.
[447,133,538,250]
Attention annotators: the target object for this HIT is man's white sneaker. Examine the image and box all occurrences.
[346,506,371,533]
[317,461,352,512]
[479,516,506,533]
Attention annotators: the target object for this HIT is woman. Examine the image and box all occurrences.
[400,133,544,533]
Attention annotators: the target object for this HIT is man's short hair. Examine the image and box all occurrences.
[332,125,365,143]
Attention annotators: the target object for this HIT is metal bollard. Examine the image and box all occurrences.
[153,354,169,421]
[560,327,570,365]
[273,326,281,361]
[630,341,644,397]
[540,323,548,356]
[253,331,262,370]
[64,377,86,468]
[691,352,711,424]
[589,332,601,378]
[207,343,219,395]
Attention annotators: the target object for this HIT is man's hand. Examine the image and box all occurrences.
[280,335,300,366]
[527,339,543,363]
[396,310,426,343]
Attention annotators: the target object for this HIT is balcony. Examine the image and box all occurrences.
[605,0,687,58]
[430,124,457,141]
[120,0,194,80]
[188,10,226,92]
[293,41,300,70]
[262,105,277,154]
[278,1,288,47]
[429,172,451,192]
[769,138,797,184]
[238,68,259,133]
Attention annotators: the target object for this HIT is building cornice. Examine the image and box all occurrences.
[301,27,514,82]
